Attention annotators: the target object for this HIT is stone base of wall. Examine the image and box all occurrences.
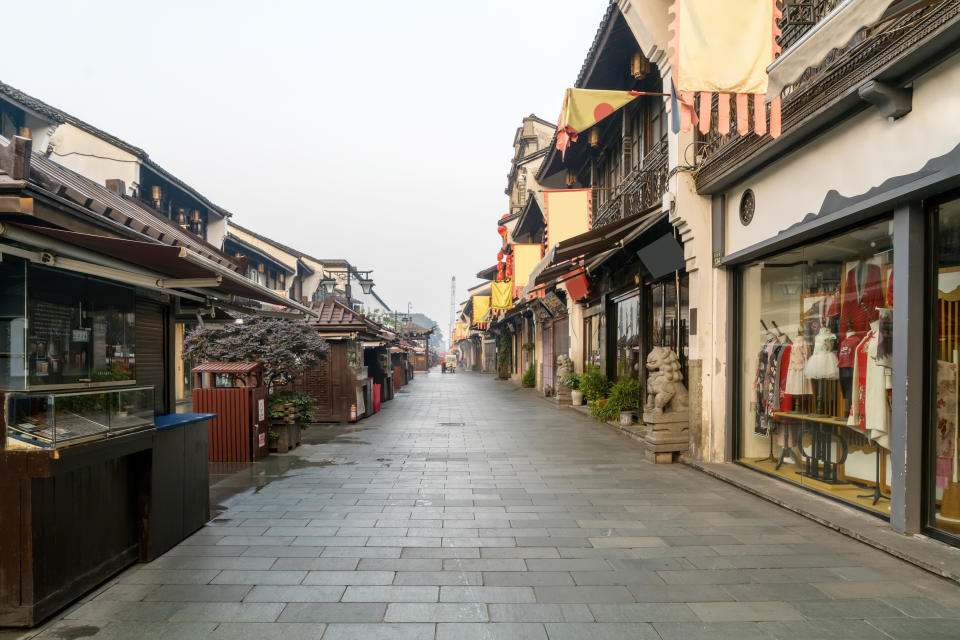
[686,359,703,460]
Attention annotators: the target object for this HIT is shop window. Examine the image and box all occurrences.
[930,197,960,538]
[26,266,136,388]
[583,314,602,370]
[737,219,894,516]
[615,295,640,380]
[0,258,26,390]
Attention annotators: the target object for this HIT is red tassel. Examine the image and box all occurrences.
[698,92,711,134]
[737,94,749,135]
[754,95,767,136]
[769,96,782,138]
[718,93,730,136]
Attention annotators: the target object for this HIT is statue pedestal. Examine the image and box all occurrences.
[642,410,689,464]
[553,385,571,408]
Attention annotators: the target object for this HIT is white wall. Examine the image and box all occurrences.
[47,124,140,195]
[725,55,960,255]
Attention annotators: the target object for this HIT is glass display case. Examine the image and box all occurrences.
[5,386,155,450]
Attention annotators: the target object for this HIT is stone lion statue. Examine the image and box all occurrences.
[645,346,689,414]
[555,355,574,388]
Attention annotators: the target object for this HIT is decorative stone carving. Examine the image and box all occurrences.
[642,347,690,464]
[555,355,574,388]
[644,347,689,414]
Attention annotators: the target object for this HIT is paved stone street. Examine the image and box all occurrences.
[19,371,960,639]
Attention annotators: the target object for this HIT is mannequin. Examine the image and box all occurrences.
[804,326,839,415]
[837,321,862,415]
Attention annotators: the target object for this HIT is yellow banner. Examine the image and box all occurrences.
[491,281,513,311]
[676,0,773,95]
[544,190,591,251]
[513,244,543,289]
[472,296,490,325]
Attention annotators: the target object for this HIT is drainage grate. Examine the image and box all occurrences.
[438,422,466,427]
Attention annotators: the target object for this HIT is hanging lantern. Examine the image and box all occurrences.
[151,185,162,206]
[565,170,577,187]
[588,128,600,148]
[497,226,507,239]
[279,273,286,287]
[257,263,265,274]
[497,250,504,262]
[191,209,202,223]
[630,51,650,80]
[176,209,189,229]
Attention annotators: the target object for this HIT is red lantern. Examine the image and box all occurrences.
[497,250,504,262]
[497,226,507,239]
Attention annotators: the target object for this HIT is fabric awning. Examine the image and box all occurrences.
[766,0,898,100]
[0,222,317,317]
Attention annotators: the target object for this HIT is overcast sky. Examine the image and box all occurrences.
[4,0,605,342]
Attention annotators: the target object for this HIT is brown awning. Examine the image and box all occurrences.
[0,222,317,316]
[519,205,662,297]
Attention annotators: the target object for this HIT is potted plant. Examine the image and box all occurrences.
[564,372,583,405]
[269,391,313,451]
[580,365,610,404]
[521,363,536,388]
[609,377,641,426]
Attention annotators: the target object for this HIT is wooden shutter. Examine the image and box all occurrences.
[136,298,168,415]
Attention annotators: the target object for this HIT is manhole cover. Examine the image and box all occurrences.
[438,422,466,427]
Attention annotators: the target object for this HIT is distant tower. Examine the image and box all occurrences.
[448,276,456,350]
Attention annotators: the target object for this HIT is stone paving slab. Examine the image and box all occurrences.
[14,371,960,638]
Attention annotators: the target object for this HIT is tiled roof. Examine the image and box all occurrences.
[29,153,240,269]
[192,362,262,373]
[309,299,380,332]
[0,80,232,219]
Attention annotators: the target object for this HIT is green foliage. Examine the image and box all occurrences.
[589,397,619,422]
[497,332,512,375]
[521,363,536,388]
[579,365,609,403]
[562,372,581,390]
[521,342,535,352]
[183,314,328,390]
[269,391,314,422]
[608,376,642,412]
[588,376,642,422]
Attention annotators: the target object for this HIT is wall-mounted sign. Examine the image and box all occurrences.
[258,398,265,422]
[541,292,566,316]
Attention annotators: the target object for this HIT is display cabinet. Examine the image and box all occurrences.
[5,386,155,449]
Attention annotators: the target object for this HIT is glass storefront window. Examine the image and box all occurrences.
[738,219,894,516]
[583,314,602,370]
[931,198,960,537]
[25,266,135,388]
[615,294,639,380]
[0,258,26,390]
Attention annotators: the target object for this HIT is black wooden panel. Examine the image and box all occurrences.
[182,421,210,534]
[147,429,184,560]
[30,455,140,605]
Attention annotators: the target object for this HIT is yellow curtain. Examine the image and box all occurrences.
[513,244,543,289]
[472,296,490,324]
[491,281,513,310]
[544,190,591,252]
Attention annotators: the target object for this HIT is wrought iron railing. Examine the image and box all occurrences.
[693,0,955,187]
[592,140,669,229]
[779,0,844,52]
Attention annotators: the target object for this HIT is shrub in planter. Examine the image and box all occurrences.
[562,373,581,390]
[579,365,609,403]
[521,364,536,387]
[607,377,641,413]
[589,397,619,422]
[269,391,313,424]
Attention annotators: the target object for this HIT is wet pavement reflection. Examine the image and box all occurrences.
[208,422,366,518]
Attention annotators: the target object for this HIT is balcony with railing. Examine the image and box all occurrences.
[692,0,958,193]
[592,140,669,229]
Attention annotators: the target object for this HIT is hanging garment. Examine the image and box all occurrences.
[804,327,839,380]
[752,336,778,437]
[769,342,793,412]
[837,331,864,369]
[840,261,883,336]
[876,307,893,366]
[847,331,873,432]
[864,329,891,449]
[784,339,812,395]
[937,360,958,462]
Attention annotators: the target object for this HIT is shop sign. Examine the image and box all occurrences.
[541,292,566,316]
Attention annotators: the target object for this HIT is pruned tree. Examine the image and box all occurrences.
[183,314,328,390]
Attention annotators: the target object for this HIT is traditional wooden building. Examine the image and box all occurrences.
[0,132,311,626]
